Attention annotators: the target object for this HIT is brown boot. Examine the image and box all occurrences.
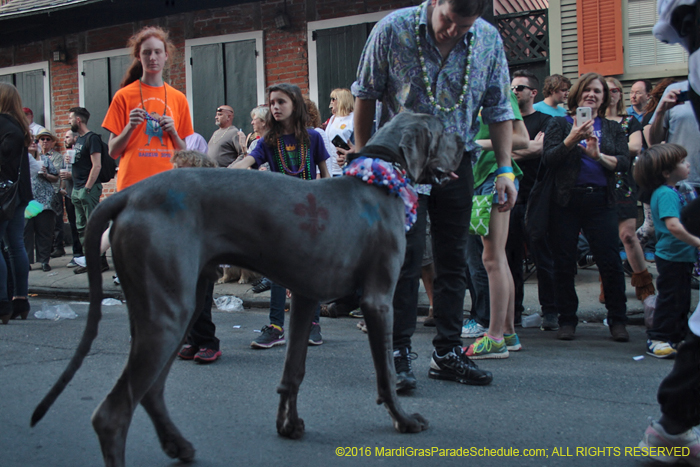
[599,275,605,304]
[631,269,655,301]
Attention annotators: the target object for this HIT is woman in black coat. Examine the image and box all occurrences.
[0,83,34,324]
[542,72,630,342]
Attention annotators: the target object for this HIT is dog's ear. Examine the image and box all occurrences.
[397,119,432,182]
[430,128,464,173]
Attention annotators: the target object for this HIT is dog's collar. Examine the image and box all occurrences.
[343,156,418,231]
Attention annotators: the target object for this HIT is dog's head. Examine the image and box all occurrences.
[358,112,464,185]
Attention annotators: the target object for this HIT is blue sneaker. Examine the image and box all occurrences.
[645,252,655,262]
[504,333,522,351]
[461,319,486,338]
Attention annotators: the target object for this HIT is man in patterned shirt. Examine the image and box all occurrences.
[352,0,516,390]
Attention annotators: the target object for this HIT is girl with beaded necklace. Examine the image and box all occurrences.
[233,83,330,348]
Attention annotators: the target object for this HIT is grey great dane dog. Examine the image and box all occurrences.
[31,112,464,467]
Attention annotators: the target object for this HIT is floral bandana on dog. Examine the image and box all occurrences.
[343,156,419,231]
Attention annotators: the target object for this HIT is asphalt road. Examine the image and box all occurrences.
[1,298,671,467]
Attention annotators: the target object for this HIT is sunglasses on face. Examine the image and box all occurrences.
[330,97,337,101]
[511,85,534,92]
[39,137,53,142]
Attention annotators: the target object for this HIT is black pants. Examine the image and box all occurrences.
[186,280,219,351]
[506,203,557,319]
[64,196,83,256]
[393,153,474,354]
[52,195,65,251]
[657,332,700,429]
[24,210,56,265]
[549,190,627,327]
[648,257,692,343]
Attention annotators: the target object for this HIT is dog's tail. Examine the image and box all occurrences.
[31,191,130,427]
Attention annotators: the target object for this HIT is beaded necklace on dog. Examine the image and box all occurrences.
[139,80,168,123]
[273,136,312,179]
[343,156,418,231]
[415,3,474,113]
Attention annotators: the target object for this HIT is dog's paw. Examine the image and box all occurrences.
[277,416,305,439]
[161,433,195,462]
[393,412,429,434]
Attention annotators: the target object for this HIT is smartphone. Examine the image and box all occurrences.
[676,90,690,103]
[331,135,350,151]
[576,106,592,124]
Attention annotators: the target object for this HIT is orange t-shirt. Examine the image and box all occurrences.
[102,80,194,191]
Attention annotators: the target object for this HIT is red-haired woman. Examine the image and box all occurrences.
[103,26,193,191]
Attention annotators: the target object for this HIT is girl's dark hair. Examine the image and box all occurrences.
[568,72,610,118]
[0,82,32,146]
[633,143,688,191]
[120,26,175,88]
[264,83,309,148]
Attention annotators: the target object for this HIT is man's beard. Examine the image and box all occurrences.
[70,123,79,133]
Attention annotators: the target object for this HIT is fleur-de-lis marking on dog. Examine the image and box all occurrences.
[294,194,328,238]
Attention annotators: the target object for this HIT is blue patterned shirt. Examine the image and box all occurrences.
[351,1,514,153]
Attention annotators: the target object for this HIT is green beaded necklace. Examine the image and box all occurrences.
[415,3,474,113]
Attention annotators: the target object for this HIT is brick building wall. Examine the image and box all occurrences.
[0,0,416,138]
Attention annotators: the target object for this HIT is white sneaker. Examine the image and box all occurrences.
[73,256,86,267]
[639,420,700,466]
[461,319,486,338]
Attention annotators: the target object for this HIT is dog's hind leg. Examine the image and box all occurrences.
[136,277,210,463]
[276,293,317,439]
[362,295,428,434]
[140,355,195,462]
[91,290,196,467]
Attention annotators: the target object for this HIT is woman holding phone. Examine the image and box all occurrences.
[542,72,631,342]
[325,88,354,176]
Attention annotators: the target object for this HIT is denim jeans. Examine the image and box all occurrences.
[187,280,219,351]
[269,282,320,328]
[0,202,29,301]
[393,153,474,354]
[549,190,627,327]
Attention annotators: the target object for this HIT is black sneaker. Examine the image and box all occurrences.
[428,346,492,386]
[100,256,110,272]
[577,254,595,268]
[394,347,417,393]
[308,322,323,346]
[251,324,285,349]
[252,280,271,294]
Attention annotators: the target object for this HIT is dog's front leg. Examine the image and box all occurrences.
[276,293,317,439]
[362,299,428,434]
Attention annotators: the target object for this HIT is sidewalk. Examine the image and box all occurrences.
[29,248,661,324]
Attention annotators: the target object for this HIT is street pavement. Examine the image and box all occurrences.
[1,250,695,466]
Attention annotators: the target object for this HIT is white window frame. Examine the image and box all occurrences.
[77,48,131,108]
[621,0,688,80]
[184,31,265,123]
[0,61,51,130]
[307,11,393,105]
